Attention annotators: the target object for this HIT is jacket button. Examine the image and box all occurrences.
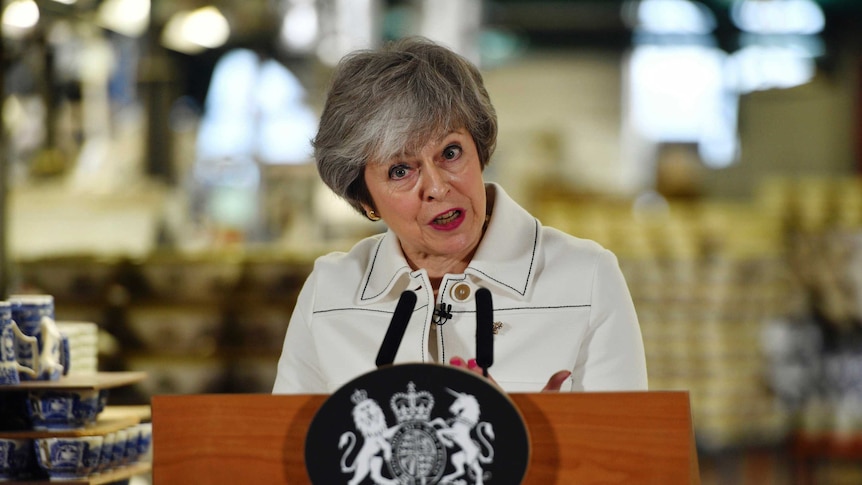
[450,283,471,302]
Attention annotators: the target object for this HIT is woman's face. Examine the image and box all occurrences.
[363,128,487,273]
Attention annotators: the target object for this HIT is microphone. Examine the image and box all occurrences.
[432,303,452,325]
[475,287,494,377]
[375,290,417,368]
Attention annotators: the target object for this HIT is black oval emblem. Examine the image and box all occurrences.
[305,363,530,484]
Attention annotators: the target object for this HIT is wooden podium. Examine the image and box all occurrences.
[151,391,699,484]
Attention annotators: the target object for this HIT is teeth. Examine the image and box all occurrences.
[434,210,460,224]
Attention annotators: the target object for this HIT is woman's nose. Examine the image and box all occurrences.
[422,164,449,200]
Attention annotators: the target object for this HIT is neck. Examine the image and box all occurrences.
[429,276,443,298]
[407,255,470,294]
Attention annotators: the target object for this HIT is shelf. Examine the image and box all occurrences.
[0,372,147,391]
[0,406,150,439]
[0,373,151,483]
[15,461,151,485]
[99,405,151,423]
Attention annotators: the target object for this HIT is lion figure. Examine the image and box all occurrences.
[339,395,399,485]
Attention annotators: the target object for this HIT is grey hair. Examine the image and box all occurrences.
[313,36,498,216]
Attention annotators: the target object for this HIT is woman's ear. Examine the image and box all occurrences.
[361,203,381,221]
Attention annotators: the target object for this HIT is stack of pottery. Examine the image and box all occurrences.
[0,294,151,481]
[32,423,153,480]
[56,322,99,375]
[0,295,69,385]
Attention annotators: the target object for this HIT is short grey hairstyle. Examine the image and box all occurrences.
[313,36,498,216]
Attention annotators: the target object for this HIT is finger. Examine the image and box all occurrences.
[449,356,498,384]
[449,356,468,368]
[542,370,572,392]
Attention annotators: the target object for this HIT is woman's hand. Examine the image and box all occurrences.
[448,357,495,383]
[448,356,571,392]
[541,370,572,392]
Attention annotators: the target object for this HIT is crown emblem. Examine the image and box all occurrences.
[390,382,434,422]
[350,389,369,404]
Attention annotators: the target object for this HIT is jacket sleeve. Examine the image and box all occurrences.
[572,249,649,391]
[272,270,328,394]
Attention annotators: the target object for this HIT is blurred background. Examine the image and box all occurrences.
[2,0,861,483]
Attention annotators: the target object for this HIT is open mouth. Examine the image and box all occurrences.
[432,210,461,225]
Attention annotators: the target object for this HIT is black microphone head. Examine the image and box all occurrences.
[475,287,494,370]
[375,290,418,368]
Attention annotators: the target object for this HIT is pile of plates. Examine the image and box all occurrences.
[56,322,99,375]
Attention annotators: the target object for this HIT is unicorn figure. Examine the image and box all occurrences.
[430,389,495,485]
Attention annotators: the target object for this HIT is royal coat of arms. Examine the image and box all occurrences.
[338,382,496,485]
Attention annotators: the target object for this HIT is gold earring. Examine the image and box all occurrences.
[367,210,381,221]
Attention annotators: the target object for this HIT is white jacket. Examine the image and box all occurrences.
[273,184,648,394]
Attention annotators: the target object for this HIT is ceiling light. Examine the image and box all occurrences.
[2,0,40,35]
[731,0,825,35]
[279,0,318,53]
[96,0,150,37]
[162,6,230,54]
[623,0,716,35]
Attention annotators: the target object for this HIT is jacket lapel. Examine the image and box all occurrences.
[358,231,413,304]
[467,184,540,300]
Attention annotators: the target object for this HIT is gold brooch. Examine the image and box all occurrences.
[493,321,504,335]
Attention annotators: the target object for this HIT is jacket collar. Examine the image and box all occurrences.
[466,183,539,299]
[357,183,539,304]
[358,230,413,303]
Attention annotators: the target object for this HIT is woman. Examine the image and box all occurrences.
[272,37,647,394]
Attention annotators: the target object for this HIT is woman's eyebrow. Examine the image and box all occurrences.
[383,129,461,163]
[435,130,459,143]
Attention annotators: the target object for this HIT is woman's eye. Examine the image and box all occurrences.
[442,145,462,160]
[388,165,409,179]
